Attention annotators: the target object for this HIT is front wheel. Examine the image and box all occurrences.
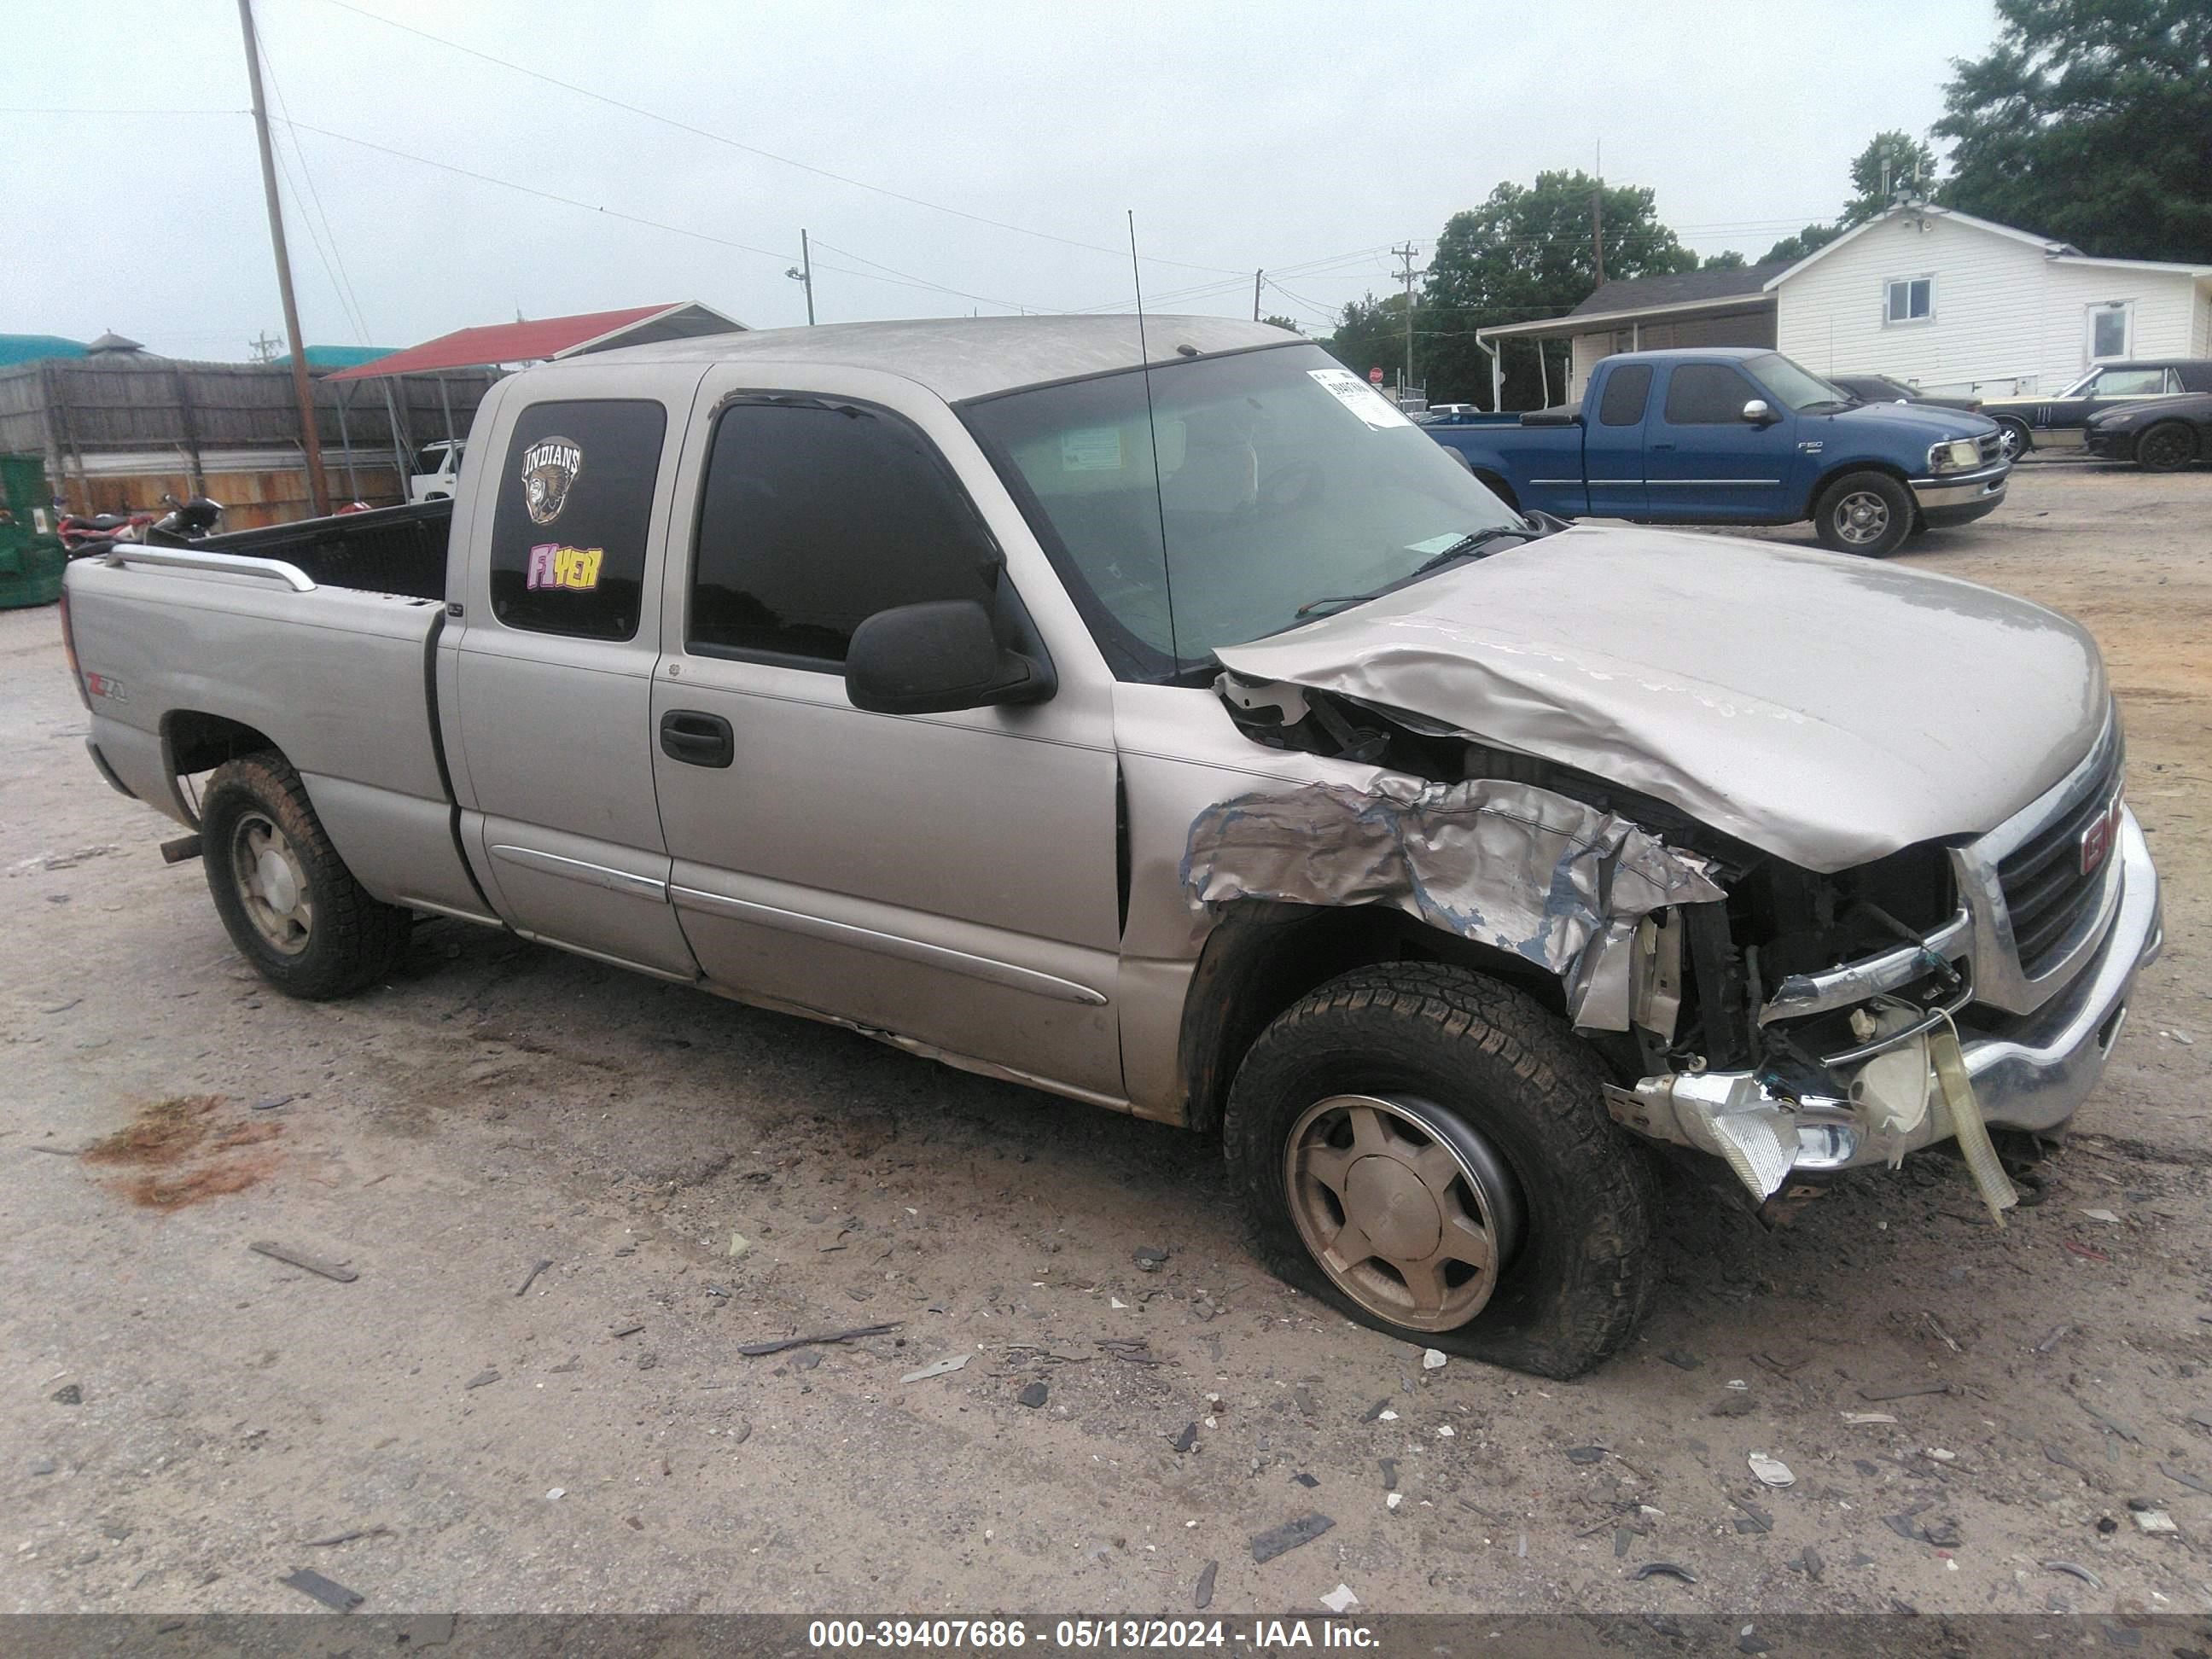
[1813,470,1914,556]
[1223,963,1657,1378]
[1994,418,2030,462]
[201,751,411,999]
[2135,421,2198,473]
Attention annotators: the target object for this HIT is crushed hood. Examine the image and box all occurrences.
[1214,527,2108,872]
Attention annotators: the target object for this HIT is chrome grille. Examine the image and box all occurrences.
[1976,432,2004,466]
[1996,743,2122,976]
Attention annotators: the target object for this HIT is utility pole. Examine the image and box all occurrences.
[237,0,329,516]
[1253,269,1263,323]
[1391,242,1420,399]
[786,230,816,325]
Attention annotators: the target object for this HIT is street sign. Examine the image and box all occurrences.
[1367,367,1384,385]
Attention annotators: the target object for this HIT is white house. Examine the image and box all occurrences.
[1476,203,2212,405]
[1767,203,2212,397]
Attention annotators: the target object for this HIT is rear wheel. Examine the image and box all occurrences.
[1224,963,1656,1378]
[201,752,410,999]
[2136,421,2197,473]
[1813,470,1914,557]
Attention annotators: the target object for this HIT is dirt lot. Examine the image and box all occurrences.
[3,460,2209,1619]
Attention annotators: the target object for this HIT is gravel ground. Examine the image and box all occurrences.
[2,459,2208,1618]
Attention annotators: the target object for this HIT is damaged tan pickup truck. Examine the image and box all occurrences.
[62,317,2163,1377]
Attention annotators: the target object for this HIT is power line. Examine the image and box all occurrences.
[253,15,374,343]
[280,118,803,266]
[806,236,1056,316]
[310,0,1252,279]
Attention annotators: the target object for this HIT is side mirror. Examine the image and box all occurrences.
[845,597,1054,716]
[1741,399,1778,426]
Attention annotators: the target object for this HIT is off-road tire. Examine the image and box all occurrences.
[2135,420,2197,474]
[201,751,410,999]
[1224,963,1658,1378]
[1813,469,1914,557]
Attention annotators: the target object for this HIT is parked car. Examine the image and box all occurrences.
[408,439,466,503]
[1979,359,2212,460]
[61,317,2161,1377]
[2083,391,2212,472]
[1427,346,2009,556]
[1827,373,1983,414]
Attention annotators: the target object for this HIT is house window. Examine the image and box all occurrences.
[2087,301,2133,361]
[1883,276,1933,324]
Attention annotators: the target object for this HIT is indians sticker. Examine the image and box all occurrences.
[526,543,604,591]
[519,436,582,524]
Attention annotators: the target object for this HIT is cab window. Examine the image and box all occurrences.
[687,399,1000,667]
[487,400,665,641]
[1662,364,1759,424]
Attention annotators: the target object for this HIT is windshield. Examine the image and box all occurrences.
[960,343,1525,678]
[1745,352,1853,412]
[2058,369,2102,398]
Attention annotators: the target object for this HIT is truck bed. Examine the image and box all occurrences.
[190,498,452,601]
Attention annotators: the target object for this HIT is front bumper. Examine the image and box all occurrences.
[1907,462,2010,527]
[1610,810,2162,1187]
[2084,428,2133,461]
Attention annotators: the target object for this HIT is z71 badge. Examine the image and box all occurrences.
[526,543,604,591]
[520,436,582,524]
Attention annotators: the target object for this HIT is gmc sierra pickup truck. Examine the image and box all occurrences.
[62,317,2162,1377]
[1426,346,2011,557]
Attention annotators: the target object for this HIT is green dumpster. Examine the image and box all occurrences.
[0,455,66,608]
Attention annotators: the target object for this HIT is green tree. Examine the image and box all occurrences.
[1317,291,1409,387]
[1843,130,1938,224]
[1701,250,1749,271]
[1935,0,2212,261]
[1760,222,1844,265]
[1260,313,1305,335]
[1420,171,1699,407]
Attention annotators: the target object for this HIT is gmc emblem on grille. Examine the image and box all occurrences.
[2080,795,2122,876]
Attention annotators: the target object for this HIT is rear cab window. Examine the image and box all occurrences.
[488,399,667,640]
[1597,364,1654,427]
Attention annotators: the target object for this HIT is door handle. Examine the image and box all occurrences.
[1650,441,1675,451]
[660,709,734,769]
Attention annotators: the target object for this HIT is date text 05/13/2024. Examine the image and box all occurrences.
[806,1621,1379,1650]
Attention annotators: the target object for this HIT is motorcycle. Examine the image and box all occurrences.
[62,493,224,557]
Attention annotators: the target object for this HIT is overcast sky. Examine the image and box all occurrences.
[17,0,2000,359]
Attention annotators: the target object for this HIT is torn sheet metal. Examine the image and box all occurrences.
[1210,527,2107,873]
[1179,774,1724,1027]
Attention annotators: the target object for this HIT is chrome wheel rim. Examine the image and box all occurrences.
[1284,1094,1520,1332]
[230,812,312,955]
[1997,425,2025,460]
[1833,490,1891,547]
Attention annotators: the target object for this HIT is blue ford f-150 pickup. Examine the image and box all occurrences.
[1426,347,2011,556]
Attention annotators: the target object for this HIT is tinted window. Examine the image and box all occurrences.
[488,400,665,640]
[690,399,999,666]
[1597,364,1653,427]
[1662,364,1759,424]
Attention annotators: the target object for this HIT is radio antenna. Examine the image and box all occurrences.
[1128,210,1183,667]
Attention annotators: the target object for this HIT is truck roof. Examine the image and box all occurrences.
[551,314,1299,405]
[1597,346,1778,364]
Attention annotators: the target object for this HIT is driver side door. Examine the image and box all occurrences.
[647,374,1126,1101]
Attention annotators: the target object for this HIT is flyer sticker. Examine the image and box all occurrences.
[1061,427,1124,471]
[526,543,604,591]
[1308,368,1414,430]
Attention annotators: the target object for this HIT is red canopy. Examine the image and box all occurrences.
[327,301,742,381]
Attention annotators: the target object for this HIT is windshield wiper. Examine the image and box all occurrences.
[1293,523,1543,619]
